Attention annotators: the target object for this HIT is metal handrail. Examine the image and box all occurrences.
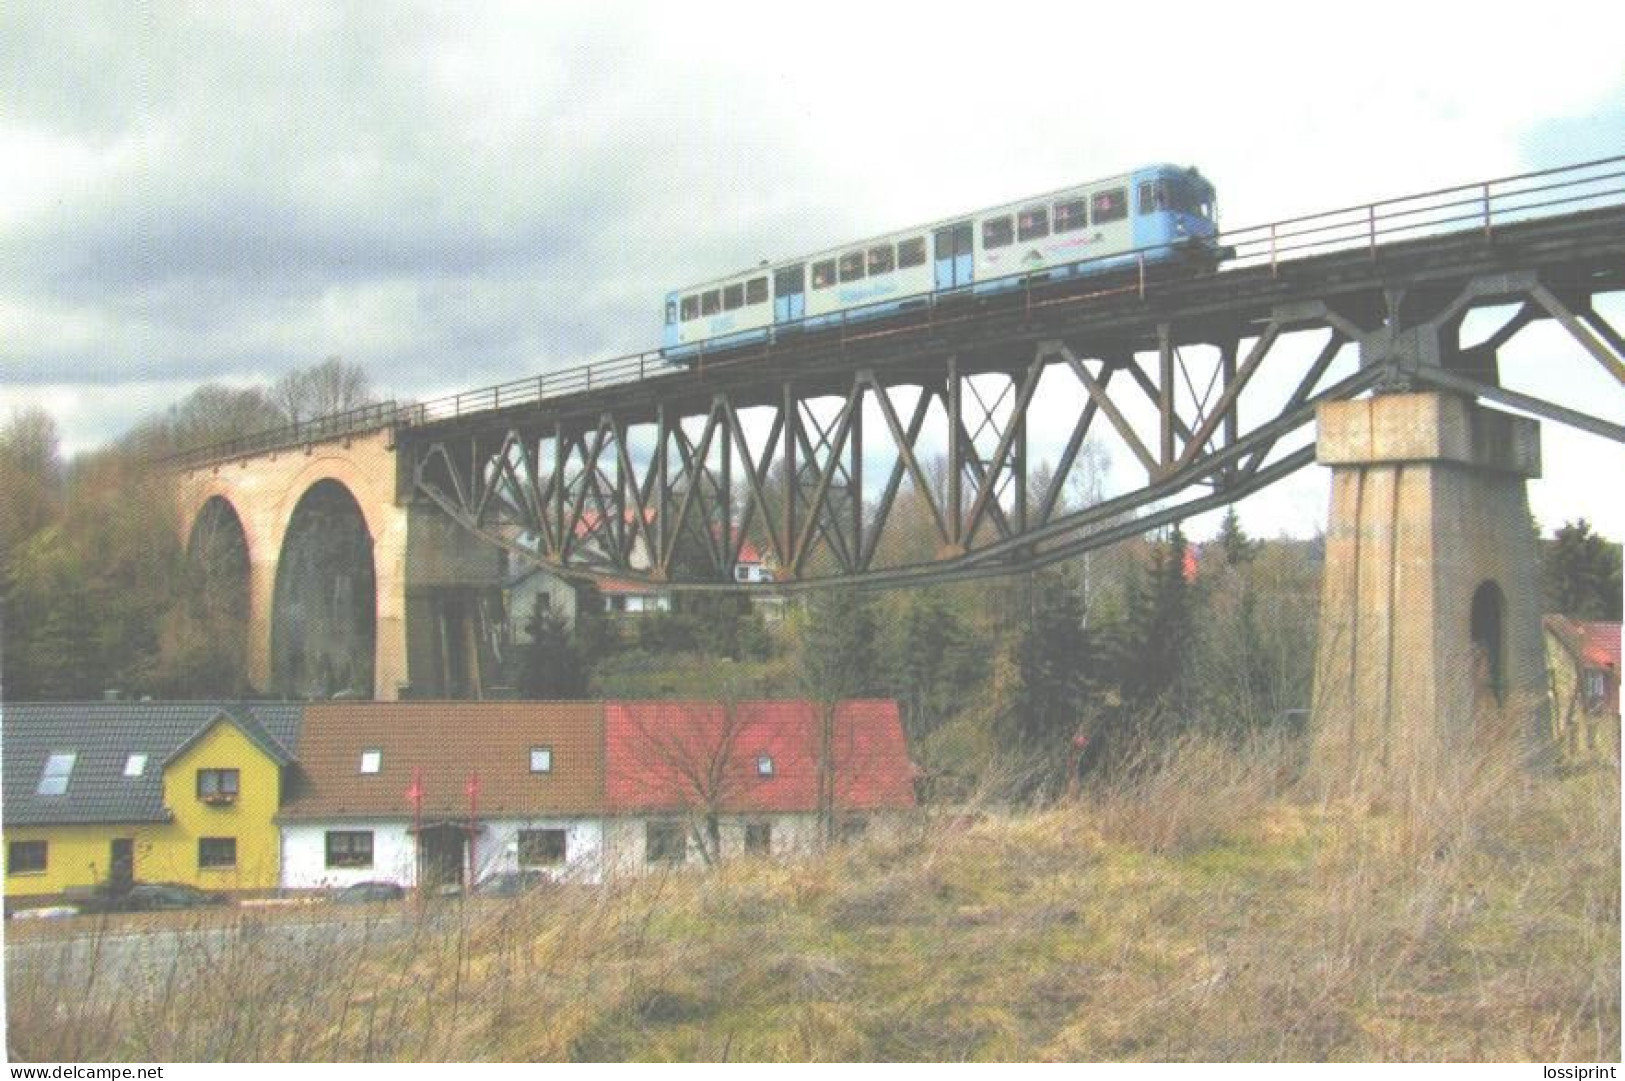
[167,154,1625,464]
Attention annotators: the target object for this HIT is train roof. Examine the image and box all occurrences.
[666,163,1213,297]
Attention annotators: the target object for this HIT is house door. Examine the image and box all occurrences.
[417,826,466,890]
[109,839,134,892]
[934,222,973,290]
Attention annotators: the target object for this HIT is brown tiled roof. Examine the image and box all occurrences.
[280,702,603,822]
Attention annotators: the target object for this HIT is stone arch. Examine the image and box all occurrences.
[1470,580,1507,708]
[271,479,377,699]
[177,496,253,688]
[186,496,251,614]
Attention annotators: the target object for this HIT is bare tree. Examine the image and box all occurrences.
[623,699,755,866]
[272,356,375,425]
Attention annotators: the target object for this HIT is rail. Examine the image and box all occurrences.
[166,154,1625,465]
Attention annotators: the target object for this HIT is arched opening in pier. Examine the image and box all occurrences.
[271,480,376,699]
[176,496,252,693]
[1470,580,1507,709]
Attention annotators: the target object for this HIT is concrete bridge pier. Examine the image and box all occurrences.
[1310,391,1551,794]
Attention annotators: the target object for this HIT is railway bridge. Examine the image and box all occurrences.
[172,157,1625,784]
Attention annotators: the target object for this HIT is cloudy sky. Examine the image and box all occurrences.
[3,1,1622,538]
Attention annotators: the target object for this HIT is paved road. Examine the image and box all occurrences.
[5,904,462,1010]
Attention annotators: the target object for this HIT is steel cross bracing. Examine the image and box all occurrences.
[408,196,1625,591]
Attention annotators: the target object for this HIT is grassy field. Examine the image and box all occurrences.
[6,737,1618,1062]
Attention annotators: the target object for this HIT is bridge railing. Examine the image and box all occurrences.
[167,155,1625,461]
[1224,154,1625,272]
[164,399,403,470]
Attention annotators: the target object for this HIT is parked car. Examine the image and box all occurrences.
[331,881,406,904]
[477,871,549,897]
[80,882,230,913]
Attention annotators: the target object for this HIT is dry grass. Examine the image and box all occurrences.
[7,736,1618,1061]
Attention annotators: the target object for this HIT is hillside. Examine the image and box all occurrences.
[7,740,1618,1062]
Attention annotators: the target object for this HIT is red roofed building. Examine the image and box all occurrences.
[604,699,916,869]
[1544,616,1621,763]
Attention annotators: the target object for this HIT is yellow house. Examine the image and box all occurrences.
[2,702,302,908]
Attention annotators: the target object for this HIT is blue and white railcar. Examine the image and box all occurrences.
[662,164,1221,362]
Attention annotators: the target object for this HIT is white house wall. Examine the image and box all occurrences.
[280,817,605,890]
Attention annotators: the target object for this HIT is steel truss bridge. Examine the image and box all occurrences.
[176,157,1625,591]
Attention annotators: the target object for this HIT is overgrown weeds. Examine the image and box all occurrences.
[7,734,1617,1061]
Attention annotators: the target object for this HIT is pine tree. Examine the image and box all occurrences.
[1216,506,1257,566]
[1543,519,1623,621]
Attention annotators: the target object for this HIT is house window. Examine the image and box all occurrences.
[123,754,148,778]
[7,840,47,875]
[530,746,553,774]
[897,236,927,268]
[326,831,374,869]
[646,821,686,865]
[1585,669,1608,708]
[37,752,76,796]
[360,749,382,774]
[757,754,775,777]
[198,837,237,869]
[519,829,568,866]
[744,822,772,856]
[196,768,239,804]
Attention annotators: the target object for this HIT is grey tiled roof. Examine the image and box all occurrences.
[1,702,304,827]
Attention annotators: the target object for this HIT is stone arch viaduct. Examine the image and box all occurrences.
[174,426,503,701]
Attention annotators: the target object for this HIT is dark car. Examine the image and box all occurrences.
[81,882,230,913]
[331,880,406,904]
[477,871,549,897]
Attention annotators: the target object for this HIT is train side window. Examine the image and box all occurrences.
[812,260,837,289]
[702,290,721,316]
[1054,199,1087,233]
[898,236,927,268]
[681,296,700,321]
[665,300,677,326]
[838,251,865,282]
[982,215,1013,249]
[1017,205,1049,241]
[746,276,769,305]
[1093,188,1128,223]
[867,244,895,275]
[723,283,744,311]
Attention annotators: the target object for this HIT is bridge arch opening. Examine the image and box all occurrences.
[271,479,376,699]
[1469,580,1506,708]
[178,496,252,692]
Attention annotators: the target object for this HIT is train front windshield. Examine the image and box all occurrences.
[1145,174,1215,220]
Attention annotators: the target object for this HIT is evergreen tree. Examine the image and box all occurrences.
[999,566,1094,796]
[1543,519,1623,621]
[1100,526,1198,762]
[1216,506,1258,566]
[517,606,588,698]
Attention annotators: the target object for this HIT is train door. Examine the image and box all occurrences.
[934,222,973,290]
[774,264,806,322]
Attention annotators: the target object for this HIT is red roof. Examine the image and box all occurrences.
[1580,621,1621,673]
[606,700,915,814]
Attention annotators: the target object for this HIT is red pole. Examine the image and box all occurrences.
[407,768,424,893]
[466,773,480,891]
